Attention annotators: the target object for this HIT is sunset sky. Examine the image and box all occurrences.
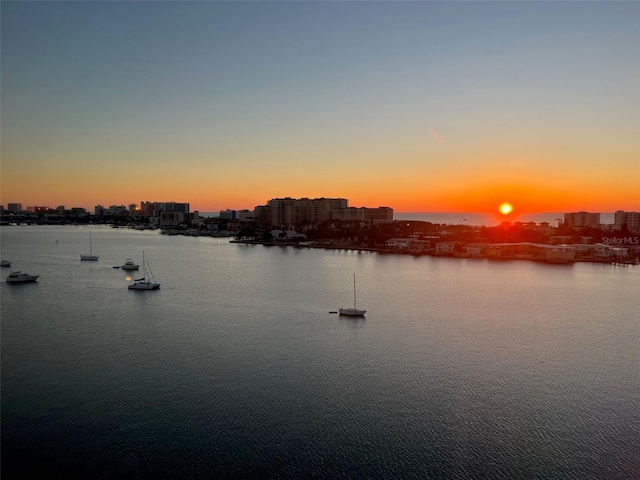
[2,1,638,214]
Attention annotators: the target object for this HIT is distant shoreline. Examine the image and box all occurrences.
[230,239,638,266]
[196,211,616,226]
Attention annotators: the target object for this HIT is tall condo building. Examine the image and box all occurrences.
[265,197,348,225]
[255,197,393,226]
[564,211,601,229]
[333,206,393,223]
[614,210,640,233]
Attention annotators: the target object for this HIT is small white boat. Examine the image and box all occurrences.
[1,260,11,267]
[6,271,39,283]
[80,230,99,261]
[128,251,160,290]
[339,274,366,317]
[121,259,140,270]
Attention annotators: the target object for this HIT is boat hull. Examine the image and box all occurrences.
[80,255,99,261]
[128,282,160,290]
[339,308,366,317]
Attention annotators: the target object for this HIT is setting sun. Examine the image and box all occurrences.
[499,202,513,215]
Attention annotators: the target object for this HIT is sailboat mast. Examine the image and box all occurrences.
[353,273,357,309]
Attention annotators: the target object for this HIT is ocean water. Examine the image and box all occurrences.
[200,211,616,226]
[1,225,638,479]
[392,212,617,226]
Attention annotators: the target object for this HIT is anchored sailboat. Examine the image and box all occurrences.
[80,230,99,261]
[128,251,160,290]
[339,274,366,317]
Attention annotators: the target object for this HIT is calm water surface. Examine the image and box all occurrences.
[1,226,638,479]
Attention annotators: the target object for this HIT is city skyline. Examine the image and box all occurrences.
[2,2,639,214]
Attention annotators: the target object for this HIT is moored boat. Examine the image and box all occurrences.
[6,271,39,283]
[339,273,366,317]
[128,251,160,290]
[80,230,99,261]
[121,259,140,270]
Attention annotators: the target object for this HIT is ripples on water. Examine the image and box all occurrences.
[1,226,639,479]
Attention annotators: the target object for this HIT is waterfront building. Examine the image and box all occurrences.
[463,243,489,257]
[260,197,348,226]
[152,202,190,215]
[435,241,458,255]
[237,210,254,222]
[333,206,393,224]
[564,211,601,229]
[614,210,640,233]
[270,229,307,241]
[106,205,128,216]
[137,201,190,226]
[7,203,23,213]
[254,205,270,224]
[486,242,576,262]
[385,238,413,251]
[255,197,391,227]
[220,209,237,220]
[157,211,187,227]
[593,243,628,259]
[139,202,155,217]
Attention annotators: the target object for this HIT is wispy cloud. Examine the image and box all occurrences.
[429,128,444,143]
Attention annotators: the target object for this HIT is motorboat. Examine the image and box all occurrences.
[339,274,366,317]
[6,271,39,283]
[1,260,11,267]
[121,259,140,270]
[128,251,160,290]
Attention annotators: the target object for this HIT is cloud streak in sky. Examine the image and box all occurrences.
[429,128,444,144]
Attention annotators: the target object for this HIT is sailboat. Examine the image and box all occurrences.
[339,273,366,317]
[128,251,160,290]
[80,230,99,261]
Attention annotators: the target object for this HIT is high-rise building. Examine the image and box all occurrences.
[137,201,189,217]
[220,209,236,220]
[564,211,600,229]
[255,197,392,226]
[265,197,348,226]
[614,210,640,233]
[332,206,393,223]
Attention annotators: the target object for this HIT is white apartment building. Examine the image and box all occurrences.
[435,241,457,255]
[564,211,601,229]
[385,238,413,250]
[614,210,640,233]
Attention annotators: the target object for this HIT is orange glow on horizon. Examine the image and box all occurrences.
[3,172,639,214]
